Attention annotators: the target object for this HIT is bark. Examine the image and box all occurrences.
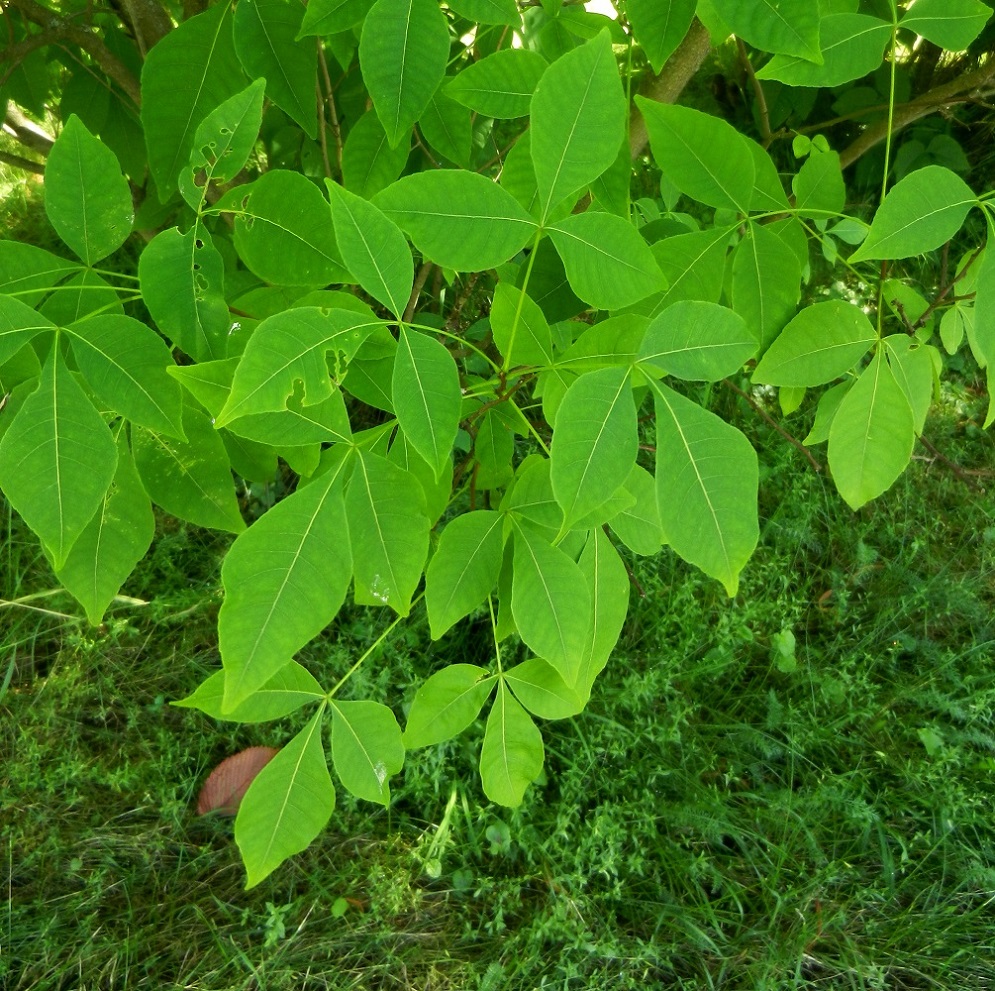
[3,105,55,155]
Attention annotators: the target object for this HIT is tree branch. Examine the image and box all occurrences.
[0,148,45,174]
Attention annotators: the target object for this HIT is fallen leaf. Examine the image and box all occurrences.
[197,746,279,816]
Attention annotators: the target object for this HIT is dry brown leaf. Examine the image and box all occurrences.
[197,746,279,816]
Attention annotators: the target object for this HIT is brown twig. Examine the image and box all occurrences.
[736,37,771,145]
[404,261,434,322]
[917,435,985,490]
[0,148,45,174]
[317,43,343,176]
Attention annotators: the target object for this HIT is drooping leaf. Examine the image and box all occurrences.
[607,464,663,556]
[198,746,280,816]
[711,0,822,61]
[44,115,133,266]
[0,293,55,366]
[359,0,450,147]
[850,166,977,263]
[898,0,993,51]
[530,30,627,222]
[626,0,696,73]
[175,662,324,723]
[299,0,375,36]
[547,212,665,311]
[651,380,758,596]
[219,461,352,710]
[828,349,915,509]
[373,171,537,271]
[234,0,316,137]
[329,700,405,805]
[490,284,554,368]
[550,366,638,530]
[638,300,756,381]
[403,663,497,748]
[505,658,582,720]
[425,511,505,639]
[792,149,846,219]
[341,109,411,199]
[884,336,933,435]
[236,710,335,888]
[753,300,877,386]
[480,681,544,807]
[0,344,117,568]
[731,223,801,350]
[446,49,548,119]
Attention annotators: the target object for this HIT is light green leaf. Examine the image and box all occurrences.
[480,681,544,807]
[884,336,933,435]
[65,314,183,436]
[373,171,537,271]
[792,149,846,219]
[753,300,877,386]
[419,85,472,167]
[234,0,316,137]
[556,313,648,373]
[133,404,245,533]
[393,328,461,477]
[174,661,324,723]
[359,0,450,147]
[504,455,563,538]
[711,0,822,61]
[531,30,627,222]
[972,236,995,410]
[636,100,754,213]
[747,137,792,212]
[236,710,335,888]
[757,14,891,87]
[345,450,429,615]
[448,0,519,25]
[547,212,665,310]
[731,223,801,350]
[898,0,993,51]
[0,345,116,567]
[141,3,246,199]
[425,511,505,639]
[511,521,590,685]
[627,0,695,73]
[638,300,756,380]
[0,242,81,308]
[329,700,405,805]
[490,284,554,367]
[550,366,637,530]
[342,109,411,199]
[179,79,267,212]
[299,0,375,36]
[38,269,123,326]
[219,462,352,710]
[327,180,413,319]
[387,434,451,523]
[224,170,348,287]
[850,166,976,263]
[44,115,133,265]
[828,349,915,509]
[474,409,515,490]
[53,435,153,624]
[139,225,229,362]
[803,379,852,445]
[607,464,663,556]
[651,380,758,596]
[403,664,497,748]
[0,293,55,366]
[446,49,547,119]
[505,658,582,720]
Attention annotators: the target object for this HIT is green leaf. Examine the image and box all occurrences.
[531,30,626,222]
[419,85,472,167]
[731,223,801,351]
[387,434,451,524]
[884,336,933,435]
[425,511,505,639]
[828,349,915,509]
[219,463,352,710]
[179,79,267,212]
[342,109,411,199]
[753,300,877,386]
[757,14,891,87]
[133,404,245,533]
[480,682,544,807]
[651,380,758,596]
[850,166,976,263]
[635,228,731,318]
[174,661,324,723]
[474,409,515,489]
[627,0,695,73]
[446,49,547,119]
[139,225,230,362]
[556,313,648,373]
[0,345,117,567]
[141,3,246,199]
[393,328,461,477]
[299,0,375,36]
[505,657,582,720]
[898,0,993,51]
[607,464,663,556]
[0,293,55,366]
[236,710,335,888]
[326,181,413,320]
[44,115,133,265]
[636,100,754,213]
[550,367,638,530]
[403,664,497,748]
[65,314,183,436]
[234,0,316,137]
[0,242,81,308]
[38,269,123,326]
[803,380,852,445]
[711,0,822,61]
[972,237,995,422]
[359,0,450,147]
[373,171,537,271]
[547,213,665,310]
[448,0,519,25]
[345,450,429,615]
[638,300,756,381]
[53,435,153,624]
[511,521,590,685]
[793,149,846,219]
[329,700,405,805]
[217,307,382,425]
[746,137,792,213]
[224,170,348,287]
[490,284,554,367]
[504,455,563,538]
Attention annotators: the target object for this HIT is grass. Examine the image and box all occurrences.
[3,375,994,990]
